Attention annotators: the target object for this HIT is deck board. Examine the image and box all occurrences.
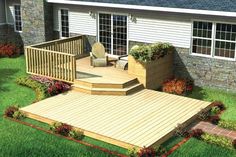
[21,90,211,149]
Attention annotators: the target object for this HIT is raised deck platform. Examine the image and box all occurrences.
[20,90,211,149]
[74,57,143,95]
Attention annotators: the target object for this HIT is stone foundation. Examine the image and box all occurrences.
[174,48,236,92]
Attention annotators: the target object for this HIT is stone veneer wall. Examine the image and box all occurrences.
[174,48,236,92]
[21,0,54,45]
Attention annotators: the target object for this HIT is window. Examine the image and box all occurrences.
[60,9,69,37]
[14,5,22,32]
[215,23,236,59]
[191,21,236,60]
[192,21,212,56]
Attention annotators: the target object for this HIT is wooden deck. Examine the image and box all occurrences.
[76,57,135,84]
[20,90,211,149]
[74,57,144,95]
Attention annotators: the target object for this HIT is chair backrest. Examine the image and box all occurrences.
[91,42,106,58]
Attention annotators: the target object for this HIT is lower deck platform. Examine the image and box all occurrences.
[20,90,211,149]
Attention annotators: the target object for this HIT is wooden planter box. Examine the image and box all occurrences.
[128,54,173,90]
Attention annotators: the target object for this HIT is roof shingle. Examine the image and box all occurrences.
[69,0,236,12]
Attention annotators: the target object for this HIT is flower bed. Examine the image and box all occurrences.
[128,43,175,90]
[30,75,71,96]
[16,75,71,102]
[162,77,194,95]
[0,43,20,57]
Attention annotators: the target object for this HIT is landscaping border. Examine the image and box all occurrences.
[4,116,128,157]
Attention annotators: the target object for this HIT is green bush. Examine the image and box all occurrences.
[16,76,48,101]
[129,45,152,62]
[201,133,233,149]
[127,147,138,157]
[4,106,25,120]
[129,42,174,62]
[69,129,84,140]
[218,120,236,131]
[210,106,221,115]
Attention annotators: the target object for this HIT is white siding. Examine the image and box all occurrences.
[0,0,6,24]
[52,4,236,49]
[129,17,191,48]
[53,5,96,36]
[69,11,96,36]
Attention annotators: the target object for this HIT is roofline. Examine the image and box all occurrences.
[47,0,236,17]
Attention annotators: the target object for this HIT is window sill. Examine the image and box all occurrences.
[190,53,236,61]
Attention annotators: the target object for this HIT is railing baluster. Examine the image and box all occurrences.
[25,35,82,83]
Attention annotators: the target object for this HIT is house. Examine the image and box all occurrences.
[1,0,236,91]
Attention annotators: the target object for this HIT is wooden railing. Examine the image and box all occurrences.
[24,35,86,83]
[31,35,85,57]
[25,47,76,82]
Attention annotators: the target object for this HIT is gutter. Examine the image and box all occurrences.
[47,0,236,18]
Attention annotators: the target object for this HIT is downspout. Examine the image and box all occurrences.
[4,0,8,24]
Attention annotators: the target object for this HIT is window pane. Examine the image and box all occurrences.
[216,23,236,41]
[14,5,22,31]
[192,21,212,39]
[61,9,69,37]
[192,38,212,55]
[215,41,235,59]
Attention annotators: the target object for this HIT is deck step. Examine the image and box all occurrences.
[72,83,144,96]
[74,78,139,89]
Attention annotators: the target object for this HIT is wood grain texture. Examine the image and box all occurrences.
[128,54,173,90]
[21,90,211,149]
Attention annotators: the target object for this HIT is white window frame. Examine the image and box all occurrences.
[59,8,69,38]
[190,19,236,61]
[13,4,22,32]
[97,11,129,58]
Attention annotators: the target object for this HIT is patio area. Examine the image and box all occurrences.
[20,90,211,149]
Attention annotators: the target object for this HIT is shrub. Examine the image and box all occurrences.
[153,145,167,156]
[47,81,71,96]
[202,133,233,149]
[218,120,236,131]
[191,129,204,139]
[16,76,48,101]
[137,147,156,157]
[210,101,225,111]
[50,122,72,136]
[209,115,221,125]
[151,42,174,60]
[127,147,138,157]
[4,106,25,119]
[69,129,84,140]
[210,106,221,115]
[30,75,71,96]
[129,42,174,62]
[4,106,19,118]
[162,78,193,95]
[233,139,236,149]
[13,111,25,119]
[129,45,152,62]
[0,44,20,57]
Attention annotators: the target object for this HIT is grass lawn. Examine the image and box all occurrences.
[188,87,236,121]
[0,56,125,157]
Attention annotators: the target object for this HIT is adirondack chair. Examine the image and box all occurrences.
[90,42,108,67]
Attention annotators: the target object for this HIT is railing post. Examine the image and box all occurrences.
[72,56,76,82]
[25,47,29,73]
